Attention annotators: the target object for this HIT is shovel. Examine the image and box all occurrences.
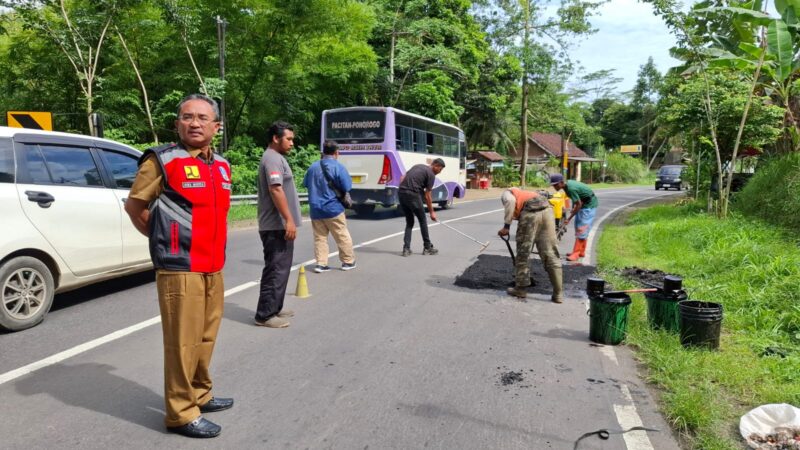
[500,234,535,287]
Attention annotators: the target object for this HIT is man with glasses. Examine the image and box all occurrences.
[254,121,301,329]
[125,94,233,438]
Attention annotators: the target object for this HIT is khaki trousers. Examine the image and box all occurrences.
[311,212,355,265]
[156,270,224,427]
[515,206,561,287]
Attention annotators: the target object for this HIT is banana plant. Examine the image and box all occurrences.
[695,0,800,151]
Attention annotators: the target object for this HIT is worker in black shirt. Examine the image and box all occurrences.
[398,158,445,256]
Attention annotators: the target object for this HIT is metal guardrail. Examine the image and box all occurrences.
[231,193,308,205]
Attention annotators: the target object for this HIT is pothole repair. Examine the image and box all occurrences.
[455,254,596,295]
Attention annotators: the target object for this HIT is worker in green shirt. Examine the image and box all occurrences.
[549,174,598,261]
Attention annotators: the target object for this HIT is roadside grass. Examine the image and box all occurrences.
[596,201,800,449]
[589,180,653,189]
[590,173,656,190]
[228,203,310,223]
[228,203,258,222]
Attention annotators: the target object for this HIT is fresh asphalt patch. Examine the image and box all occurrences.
[454,254,597,296]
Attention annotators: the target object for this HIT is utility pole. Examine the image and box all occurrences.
[561,127,568,178]
[216,15,228,153]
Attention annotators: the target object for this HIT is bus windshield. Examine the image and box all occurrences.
[324,110,386,143]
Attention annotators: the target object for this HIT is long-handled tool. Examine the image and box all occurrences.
[604,288,658,295]
[556,218,569,241]
[437,220,490,252]
[500,234,516,264]
[500,234,535,286]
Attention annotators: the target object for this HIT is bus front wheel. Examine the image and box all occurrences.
[438,197,454,210]
[353,204,376,215]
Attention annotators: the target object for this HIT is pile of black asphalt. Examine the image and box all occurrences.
[454,254,596,295]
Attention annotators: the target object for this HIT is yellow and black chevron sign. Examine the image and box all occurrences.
[6,111,53,131]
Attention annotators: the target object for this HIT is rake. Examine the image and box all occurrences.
[436,220,490,252]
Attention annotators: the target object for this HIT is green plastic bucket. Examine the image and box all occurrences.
[589,292,632,345]
[644,289,686,332]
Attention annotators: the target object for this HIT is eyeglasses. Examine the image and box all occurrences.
[178,114,217,125]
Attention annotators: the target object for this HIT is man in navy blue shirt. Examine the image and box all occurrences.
[302,141,356,272]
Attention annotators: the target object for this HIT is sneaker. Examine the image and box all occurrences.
[422,246,438,255]
[341,262,357,271]
[506,287,528,299]
[313,265,331,273]
[254,316,290,328]
[277,309,294,318]
[401,248,412,257]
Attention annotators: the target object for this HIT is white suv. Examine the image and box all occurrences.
[0,127,152,331]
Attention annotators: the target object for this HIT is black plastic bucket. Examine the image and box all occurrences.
[644,289,687,332]
[589,292,632,345]
[678,301,723,349]
[586,277,605,298]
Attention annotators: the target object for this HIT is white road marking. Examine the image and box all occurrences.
[598,345,619,365]
[581,189,672,450]
[0,208,503,386]
[291,208,504,270]
[0,316,160,386]
[614,384,656,450]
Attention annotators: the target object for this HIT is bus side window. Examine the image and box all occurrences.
[415,130,426,153]
[433,135,444,155]
[395,126,402,150]
[426,133,434,153]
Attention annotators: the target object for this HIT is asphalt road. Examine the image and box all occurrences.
[0,186,684,450]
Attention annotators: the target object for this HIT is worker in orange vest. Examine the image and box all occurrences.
[497,188,564,303]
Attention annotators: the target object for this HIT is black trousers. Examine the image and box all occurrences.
[255,230,294,321]
[399,192,431,249]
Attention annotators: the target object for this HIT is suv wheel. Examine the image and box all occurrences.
[0,256,55,331]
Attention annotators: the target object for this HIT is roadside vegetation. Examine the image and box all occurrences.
[734,152,800,230]
[597,200,800,449]
[228,203,309,223]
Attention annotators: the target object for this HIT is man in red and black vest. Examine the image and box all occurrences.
[125,94,233,438]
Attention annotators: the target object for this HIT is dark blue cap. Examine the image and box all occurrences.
[549,173,564,185]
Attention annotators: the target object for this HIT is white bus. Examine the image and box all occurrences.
[320,106,467,214]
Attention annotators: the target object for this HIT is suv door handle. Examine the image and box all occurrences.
[24,190,55,208]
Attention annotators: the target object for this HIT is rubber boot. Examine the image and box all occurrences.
[566,239,586,262]
[547,266,564,303]
[507,286,528,299]
[579,239,587,257]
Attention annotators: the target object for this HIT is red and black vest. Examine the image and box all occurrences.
[140,143,231,272]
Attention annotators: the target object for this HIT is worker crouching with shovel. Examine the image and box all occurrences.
[498,188,564,303]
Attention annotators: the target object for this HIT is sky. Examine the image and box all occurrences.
[569,0,681,95]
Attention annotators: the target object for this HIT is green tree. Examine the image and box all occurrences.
[481,0,602,185]
[368,0,486,123]
[659,69,784,172]
[631,57,663,161]
[1,0,134,133]
[461,51,521,152]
